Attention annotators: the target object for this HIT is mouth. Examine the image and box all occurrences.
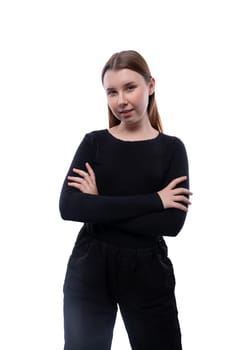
[118,109,134,118]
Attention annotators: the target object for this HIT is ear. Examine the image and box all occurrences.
[148,77,155,95]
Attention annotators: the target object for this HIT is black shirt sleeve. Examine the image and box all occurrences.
[113,137,190,237]
[59,133,164,223]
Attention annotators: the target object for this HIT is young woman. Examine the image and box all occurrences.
[59,50,192,350]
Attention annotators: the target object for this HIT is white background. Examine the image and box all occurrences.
[0,0,232,349]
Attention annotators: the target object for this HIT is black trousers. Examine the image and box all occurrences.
[63,235,182,350]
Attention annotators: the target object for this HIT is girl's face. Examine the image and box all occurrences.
[103,69,155,125]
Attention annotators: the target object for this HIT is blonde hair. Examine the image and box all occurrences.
[101,50,163,132]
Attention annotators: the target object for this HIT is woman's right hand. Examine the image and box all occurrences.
[67,162,99,195]
[158,176,192,212]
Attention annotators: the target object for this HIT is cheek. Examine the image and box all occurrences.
[107,98,116,111]
[133,91,149,109]
[107,99,120,119]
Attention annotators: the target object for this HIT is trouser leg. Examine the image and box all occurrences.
[63,236,117,350]
[64,293,117,350]
[120,292,182,350]
[118,240,182,350]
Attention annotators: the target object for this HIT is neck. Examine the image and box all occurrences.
[110,118,159,141]
[118,117,155,134]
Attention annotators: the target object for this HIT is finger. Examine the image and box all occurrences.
[173,195,192,205]
[173,202,189,212]
[67,182,82,190]
[173,187,193,196]
[68,180,90,192]
[72,168,92,186]
[67,175,91,192]
[67,177,93,191]
[72,168,88,177]
[67,176,83,183]
[167,176,187,189]
[85,162,96,182]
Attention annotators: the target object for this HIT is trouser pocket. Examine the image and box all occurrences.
[156,238,176,288]
[63,235,93,292]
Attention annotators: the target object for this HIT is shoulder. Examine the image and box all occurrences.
[84,129,107,140]
[159,133,187,160]
[160,133,186,149]
[160,132,184,144]
[79,129,107,145]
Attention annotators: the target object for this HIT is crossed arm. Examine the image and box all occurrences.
[65,162,192,237]
[67,162,191,212]
[60,133,192,236]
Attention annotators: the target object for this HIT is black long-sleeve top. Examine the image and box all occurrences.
[59,129,189,248]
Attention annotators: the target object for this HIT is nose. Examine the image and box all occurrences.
[118,91,128,107]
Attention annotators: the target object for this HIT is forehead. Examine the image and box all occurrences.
[103,69,145,89]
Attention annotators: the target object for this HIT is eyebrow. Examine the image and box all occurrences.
[106,81,137,92]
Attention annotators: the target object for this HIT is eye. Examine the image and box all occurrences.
[127,85,137,92]
[107,90,117,97]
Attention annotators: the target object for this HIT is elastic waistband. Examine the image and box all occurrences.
[76,228,166,254]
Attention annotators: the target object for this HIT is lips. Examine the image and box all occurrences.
[119,109,133,113]
[119,109,134,117]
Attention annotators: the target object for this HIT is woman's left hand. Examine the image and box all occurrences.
[67,162,98,195]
